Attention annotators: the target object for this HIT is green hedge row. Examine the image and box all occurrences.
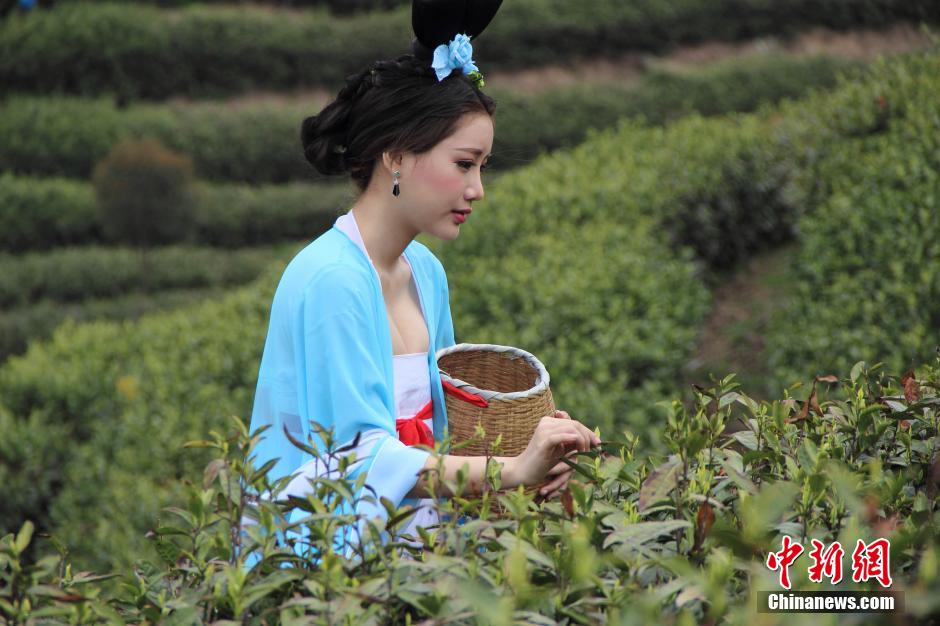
[0,276,275,571]
[764,50,940,388]
[0,54,856,185]
[0,242,298,308]
[0,265,283,567]
[441,109,796,279]
[1,0,933,100]
[50,0,400,13]
[0,285,234,363]
[0,173,349,252]
[2,46,937,577]
[9,359,940,623]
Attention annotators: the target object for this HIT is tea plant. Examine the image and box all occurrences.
[4,358,940,624]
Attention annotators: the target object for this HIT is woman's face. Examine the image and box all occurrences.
[395,112,494,240]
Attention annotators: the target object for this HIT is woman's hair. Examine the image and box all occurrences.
[300,44,496,193]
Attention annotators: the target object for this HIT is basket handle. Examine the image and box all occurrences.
[442,380,489,407]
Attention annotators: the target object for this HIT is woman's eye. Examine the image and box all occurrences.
[458,161,489,171]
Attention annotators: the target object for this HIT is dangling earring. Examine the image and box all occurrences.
[392,170,401,197]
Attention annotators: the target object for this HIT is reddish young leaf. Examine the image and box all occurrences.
[692,502,716,554]
[787,381,822,424]
[902,368,921,404]
[560,489,575,518]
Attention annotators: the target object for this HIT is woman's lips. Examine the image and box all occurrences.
[452,211,468,224]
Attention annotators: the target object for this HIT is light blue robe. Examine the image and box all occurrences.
[240,211,456,568]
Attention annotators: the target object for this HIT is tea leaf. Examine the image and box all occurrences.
[639,457,681,512]
[692,502,716,553]
[603,520,691,549]
[903,368,921,403]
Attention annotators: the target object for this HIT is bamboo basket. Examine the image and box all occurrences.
[437,343,555,457]
[435,343,557,514]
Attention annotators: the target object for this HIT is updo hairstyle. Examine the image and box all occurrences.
[300,40,496,193]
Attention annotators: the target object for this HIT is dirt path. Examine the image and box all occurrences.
[174,22,932,109]
[680,244,799,399]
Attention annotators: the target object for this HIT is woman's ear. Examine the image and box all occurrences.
[380,151,404,176]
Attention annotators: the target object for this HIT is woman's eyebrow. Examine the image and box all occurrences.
[456,147,492,159]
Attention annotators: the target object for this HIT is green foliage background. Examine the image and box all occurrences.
[1,0,939,620]
[2,48,939,581]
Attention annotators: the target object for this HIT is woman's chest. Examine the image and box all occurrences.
[379,262,429,356]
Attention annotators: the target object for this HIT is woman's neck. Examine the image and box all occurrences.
[350,198,419,275]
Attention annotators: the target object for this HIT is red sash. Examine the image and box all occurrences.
[396,381,489,447]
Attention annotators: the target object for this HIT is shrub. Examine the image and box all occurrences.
[0,54,856,185]
[41,0,404,13]
[445,220,709,442]
[0,0,934,99]
[0,173,350,252]
[0,270,278,575]
[92,138,197,247]
[0,285,235,363]
[4,359,940,623]
[763,48,940,389]
[0,243,295,307]
[0,173,100,253]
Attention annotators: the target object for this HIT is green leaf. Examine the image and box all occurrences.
[730,430,758,450]
[638,457,681,512]
[203,458,226,490]
[741,481,800,539]
[14,520,34,555]
[850,361,866,383]
[496,534,555,570]
[720,458,757,494]
[603,520,691,549]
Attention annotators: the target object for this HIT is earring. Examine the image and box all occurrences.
[392,170,401,197]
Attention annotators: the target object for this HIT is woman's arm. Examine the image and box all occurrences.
[405,453,516,499]
[405,413,600,499]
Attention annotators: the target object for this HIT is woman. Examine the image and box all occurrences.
[242,0,600,566]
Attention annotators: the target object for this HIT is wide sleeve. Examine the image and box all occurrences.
[241,266,434,568]
[299,266,398,446]
[296,268,433,540]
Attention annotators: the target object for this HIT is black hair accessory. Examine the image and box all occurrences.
[410,0,503,61]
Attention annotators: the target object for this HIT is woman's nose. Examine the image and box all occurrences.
[466,173,484,202]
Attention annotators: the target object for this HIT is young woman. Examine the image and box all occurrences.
[242,0,600,564]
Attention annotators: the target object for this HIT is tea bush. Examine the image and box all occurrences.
[2,44,938,584]
[0,0,934,99]
[0,243,297,307]
[0,173,101,253]
[440,110,796,278]
[0,270,279,575]
[491,54,857,172]
[4,358,940,624]
[446,220,709,441]
[41,0,399,13]
[0,285,234,362]
[0,54,855,185]
[0,173,349,252]
[92,138,197,247]
[763,49,940,389]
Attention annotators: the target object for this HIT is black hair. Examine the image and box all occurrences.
[300,44,496,193]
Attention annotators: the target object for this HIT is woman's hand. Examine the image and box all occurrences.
[506,410,600,492]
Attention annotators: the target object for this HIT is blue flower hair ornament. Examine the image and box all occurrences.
[431,33,484,87]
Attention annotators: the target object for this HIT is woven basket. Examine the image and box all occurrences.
[436,344,557,514]
[436,343,555,458]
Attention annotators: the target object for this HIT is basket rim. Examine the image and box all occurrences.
[434,343,551,401]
